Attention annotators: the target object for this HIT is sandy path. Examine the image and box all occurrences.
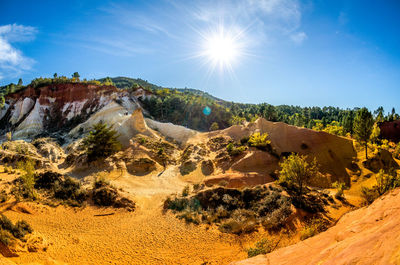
[5,168,249,265]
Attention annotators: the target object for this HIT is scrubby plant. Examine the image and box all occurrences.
[53,177,87,206]
[181,185,190,197]
[0,215,33,245]
[247,238,275,258]
[226,143,247,156]
[394,142,400,159]
[15,160,36,200]
[82,122,122,162]
[332,181,346,199]
[164,186,293,234]
[361,169,399,204]
[248,132,271,150]
[0,190,8,203]
[279,154,319,196]
[300,218,328,240]
[92,177,135,211]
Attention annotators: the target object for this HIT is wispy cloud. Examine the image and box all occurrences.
[0,24,37,80]
[290,31,307,44]
[190,0,306,45]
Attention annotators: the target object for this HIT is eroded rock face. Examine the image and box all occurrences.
[126,157,157,175]
[194,118,357,187]
[231,188,400,265]
[362,149,399,173]
[379,120,400,143]
[204,172,274,188]
[1,83,138,140]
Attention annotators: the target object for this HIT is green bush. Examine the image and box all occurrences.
[247,238,274,258]
[332,181,346,199]
[279,154,319,196]
[15,160,36,200]
[361,169,400,205]
[300,218,328,240]
[226,143,247,156]
[394,143,400,159]
[82,122,122,162]
[53,177,87,206]
[92,178,135,211]
[165,186,293,234]
[0,215,33,245]
[248,132,271,150]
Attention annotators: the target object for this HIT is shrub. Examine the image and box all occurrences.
[248,132,271,150]
[82,122,122,162]
[394,143,400,159]
[0,190,8,203]
[361,186,379,205]
[182,185,190,197]
[0,229,13,246]
[332,181,346,199]
[361,169,400,204]
[15,160,36,200]
[226,143,247,156]
[92,177,135,210]
[247,238,274,258]
[53,177,87,206]
[34,171,63,189]
[279,154,319,196]
[300,218,328,240]
[0,215,33,245]
[165,186,293,234]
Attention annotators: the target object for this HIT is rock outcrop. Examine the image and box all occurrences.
[194,118,356,187]
[379,120,400,143]
[231,188,400,265]
[1,83,135,140]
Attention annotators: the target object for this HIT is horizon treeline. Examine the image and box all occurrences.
[0,75,398,133]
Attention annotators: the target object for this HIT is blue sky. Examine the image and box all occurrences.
[0,0,400,113]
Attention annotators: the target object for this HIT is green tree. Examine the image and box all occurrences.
[279,154,318,196]
[374,106,384,123]
[342,111,354,134]
[209,122,219,131]
[17,78,23,86]
[53,73,58,79]
[0,95,5,109]
[353,108,374,159]
[72,72,80,81]
[370,123,380,144]
[82,122,122,162]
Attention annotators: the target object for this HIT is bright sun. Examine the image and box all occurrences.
[199,26,244,72]
[205,34,237,66]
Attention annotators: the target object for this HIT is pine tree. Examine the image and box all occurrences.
[82,122,121,162]
[353,108,374,159]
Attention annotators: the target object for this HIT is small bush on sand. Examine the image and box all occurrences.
[164,186,293,234]
[247,238,274,258]
[332,181,346,199]
[226,143,247,156]
[248,132,271,150]
[181,185,190,197]
[53,177,87,206]
[300,218,328,240]
[0,215,33,245]
[361,169,400,205]
[14,160,36,200]
[92,177,135,211]
[279,154,319,196]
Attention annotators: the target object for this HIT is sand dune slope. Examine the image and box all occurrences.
[232,188,400,265]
